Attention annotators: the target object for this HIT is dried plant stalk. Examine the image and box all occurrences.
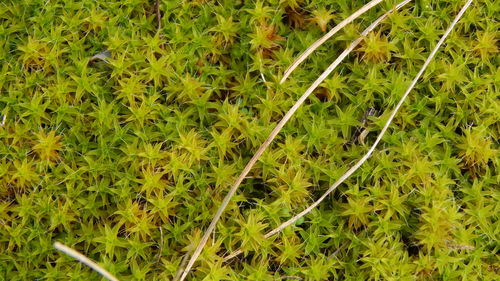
[280,0,384,84]
[54,242,120,281]
[177,1,410,280]
[224,0,473,262]
[156,0,161,31]
[174,253,190,281]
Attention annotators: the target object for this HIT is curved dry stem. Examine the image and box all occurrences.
[178,1,411,279]
[174,253,190,281]
[54,242,119,281]
[280,0,384,84]
[224,0,473,262]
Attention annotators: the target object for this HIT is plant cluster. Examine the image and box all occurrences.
[0,0,498,280]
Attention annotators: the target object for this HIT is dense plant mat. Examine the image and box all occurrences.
[0,0,498,280]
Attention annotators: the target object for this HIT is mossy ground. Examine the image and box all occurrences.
[0,0,498,280]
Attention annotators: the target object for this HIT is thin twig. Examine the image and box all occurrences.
[156,0,161,31]
[224,0,473,262]
[157,226,164,262]
[178,1,411,278]
[277,276,303,280]
[327,241,348,260]
[174,253,190,281]
[54,242,119,281]
[280,0,384,84]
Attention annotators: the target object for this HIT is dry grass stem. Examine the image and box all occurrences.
[280,0,384,84]
[224,0,473,262]
[174,253,191,281]
[180,0,411,277]
[327,241,349,260]
[156,0,161,31]
[53,242,119,281]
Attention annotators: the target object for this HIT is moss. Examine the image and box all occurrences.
[0,0,498,280]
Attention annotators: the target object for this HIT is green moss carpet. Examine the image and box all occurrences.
[0,0,498,280]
